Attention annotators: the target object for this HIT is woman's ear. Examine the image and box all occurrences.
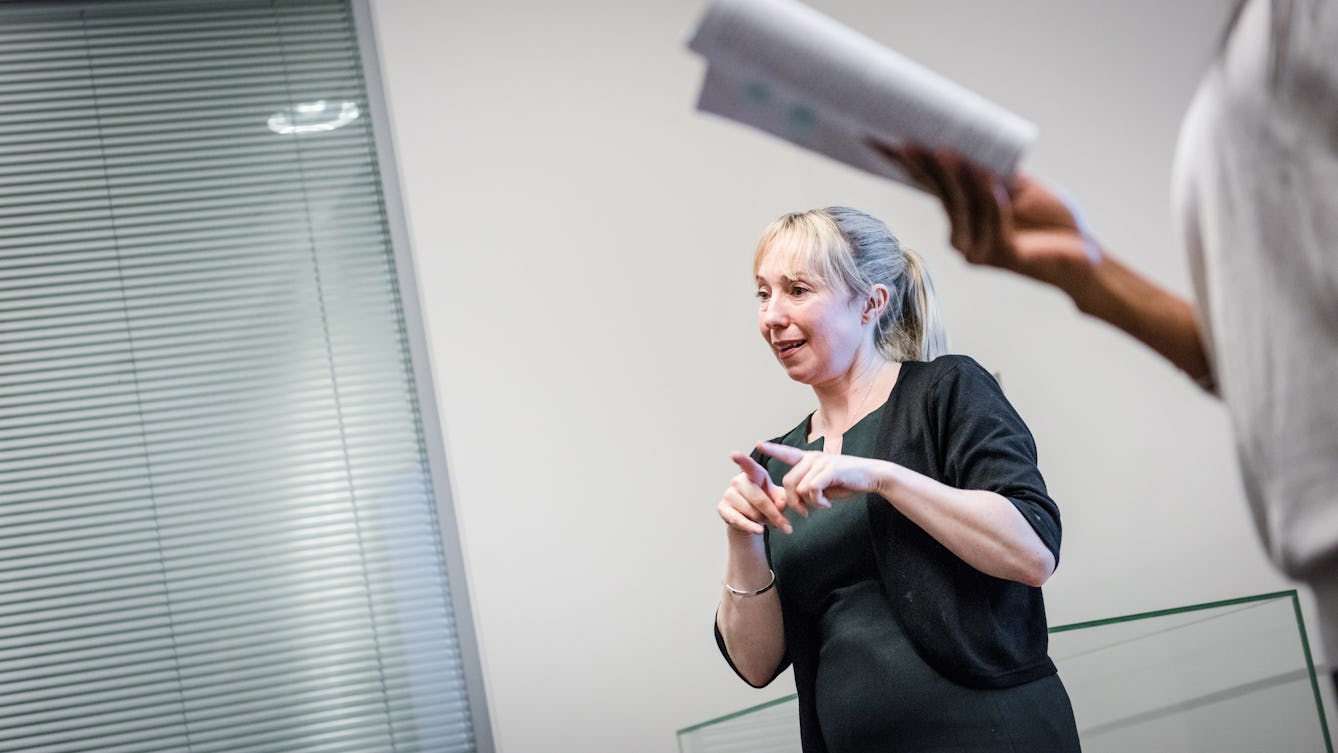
[862,284,890,324]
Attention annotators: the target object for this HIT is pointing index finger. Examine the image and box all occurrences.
[756,441,805,465]
[729,449,794,531]
[730,451,770,488]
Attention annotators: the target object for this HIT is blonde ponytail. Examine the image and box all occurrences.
[898,246,949,361]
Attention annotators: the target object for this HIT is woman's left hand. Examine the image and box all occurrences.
[756,441,888,511]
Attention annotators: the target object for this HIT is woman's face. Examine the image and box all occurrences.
[755,247,868,386]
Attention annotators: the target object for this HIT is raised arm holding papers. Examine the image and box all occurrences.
[687,0,1037,183]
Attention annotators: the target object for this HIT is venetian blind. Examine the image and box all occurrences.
[0,1,483,751]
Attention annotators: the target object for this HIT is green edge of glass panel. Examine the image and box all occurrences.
[676,691,799,737]
[1290,591,1335,752]
[1045,589,1299,633]
[680,589,1333,752]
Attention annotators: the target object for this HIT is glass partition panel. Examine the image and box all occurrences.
[678,695,801,753]
[1051,590,1330,752]
[679,590,1331,753]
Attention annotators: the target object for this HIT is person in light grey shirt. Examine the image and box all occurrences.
[882,0,1338,686]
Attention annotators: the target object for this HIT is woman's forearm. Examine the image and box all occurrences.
[716,531,786,687]
[874,464,1056,587]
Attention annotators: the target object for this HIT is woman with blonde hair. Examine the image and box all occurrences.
[714,206,1080,752]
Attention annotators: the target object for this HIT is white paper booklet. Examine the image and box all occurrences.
[687,0,1037,183]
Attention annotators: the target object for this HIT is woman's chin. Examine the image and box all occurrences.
[778,362,820,385]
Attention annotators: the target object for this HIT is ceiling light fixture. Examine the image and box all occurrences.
[267,100,359,135]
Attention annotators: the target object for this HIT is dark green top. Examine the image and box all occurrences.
[716,356,1081,753]
[769,391,1079,752]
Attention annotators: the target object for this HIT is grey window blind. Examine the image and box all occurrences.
[0,1,483,751]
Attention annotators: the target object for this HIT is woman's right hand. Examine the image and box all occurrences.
[718,452,795,536]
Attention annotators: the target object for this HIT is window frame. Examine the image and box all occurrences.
[348,2,495,749]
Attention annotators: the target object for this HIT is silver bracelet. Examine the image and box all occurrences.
[723,569,776,597]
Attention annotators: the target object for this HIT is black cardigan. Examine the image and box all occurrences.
[716,356,1061,730]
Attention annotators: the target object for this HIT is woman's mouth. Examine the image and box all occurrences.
[774,339,806,359]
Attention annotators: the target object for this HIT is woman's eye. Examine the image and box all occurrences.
[756,289,770,302]
[790,285,810,297]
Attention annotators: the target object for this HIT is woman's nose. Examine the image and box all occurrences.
[761,299,788,327]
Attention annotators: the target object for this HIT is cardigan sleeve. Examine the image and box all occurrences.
[867,356,1059,688]
[931,356,1062,564]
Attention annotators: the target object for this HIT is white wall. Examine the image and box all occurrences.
[364,1,1327,750]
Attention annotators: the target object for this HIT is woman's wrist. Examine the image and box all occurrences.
[726,526,768,558]
[726,526,764,543]
[873,460,906,504]
[723,569,776,597]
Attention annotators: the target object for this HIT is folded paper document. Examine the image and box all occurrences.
[687,0,1036,183]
